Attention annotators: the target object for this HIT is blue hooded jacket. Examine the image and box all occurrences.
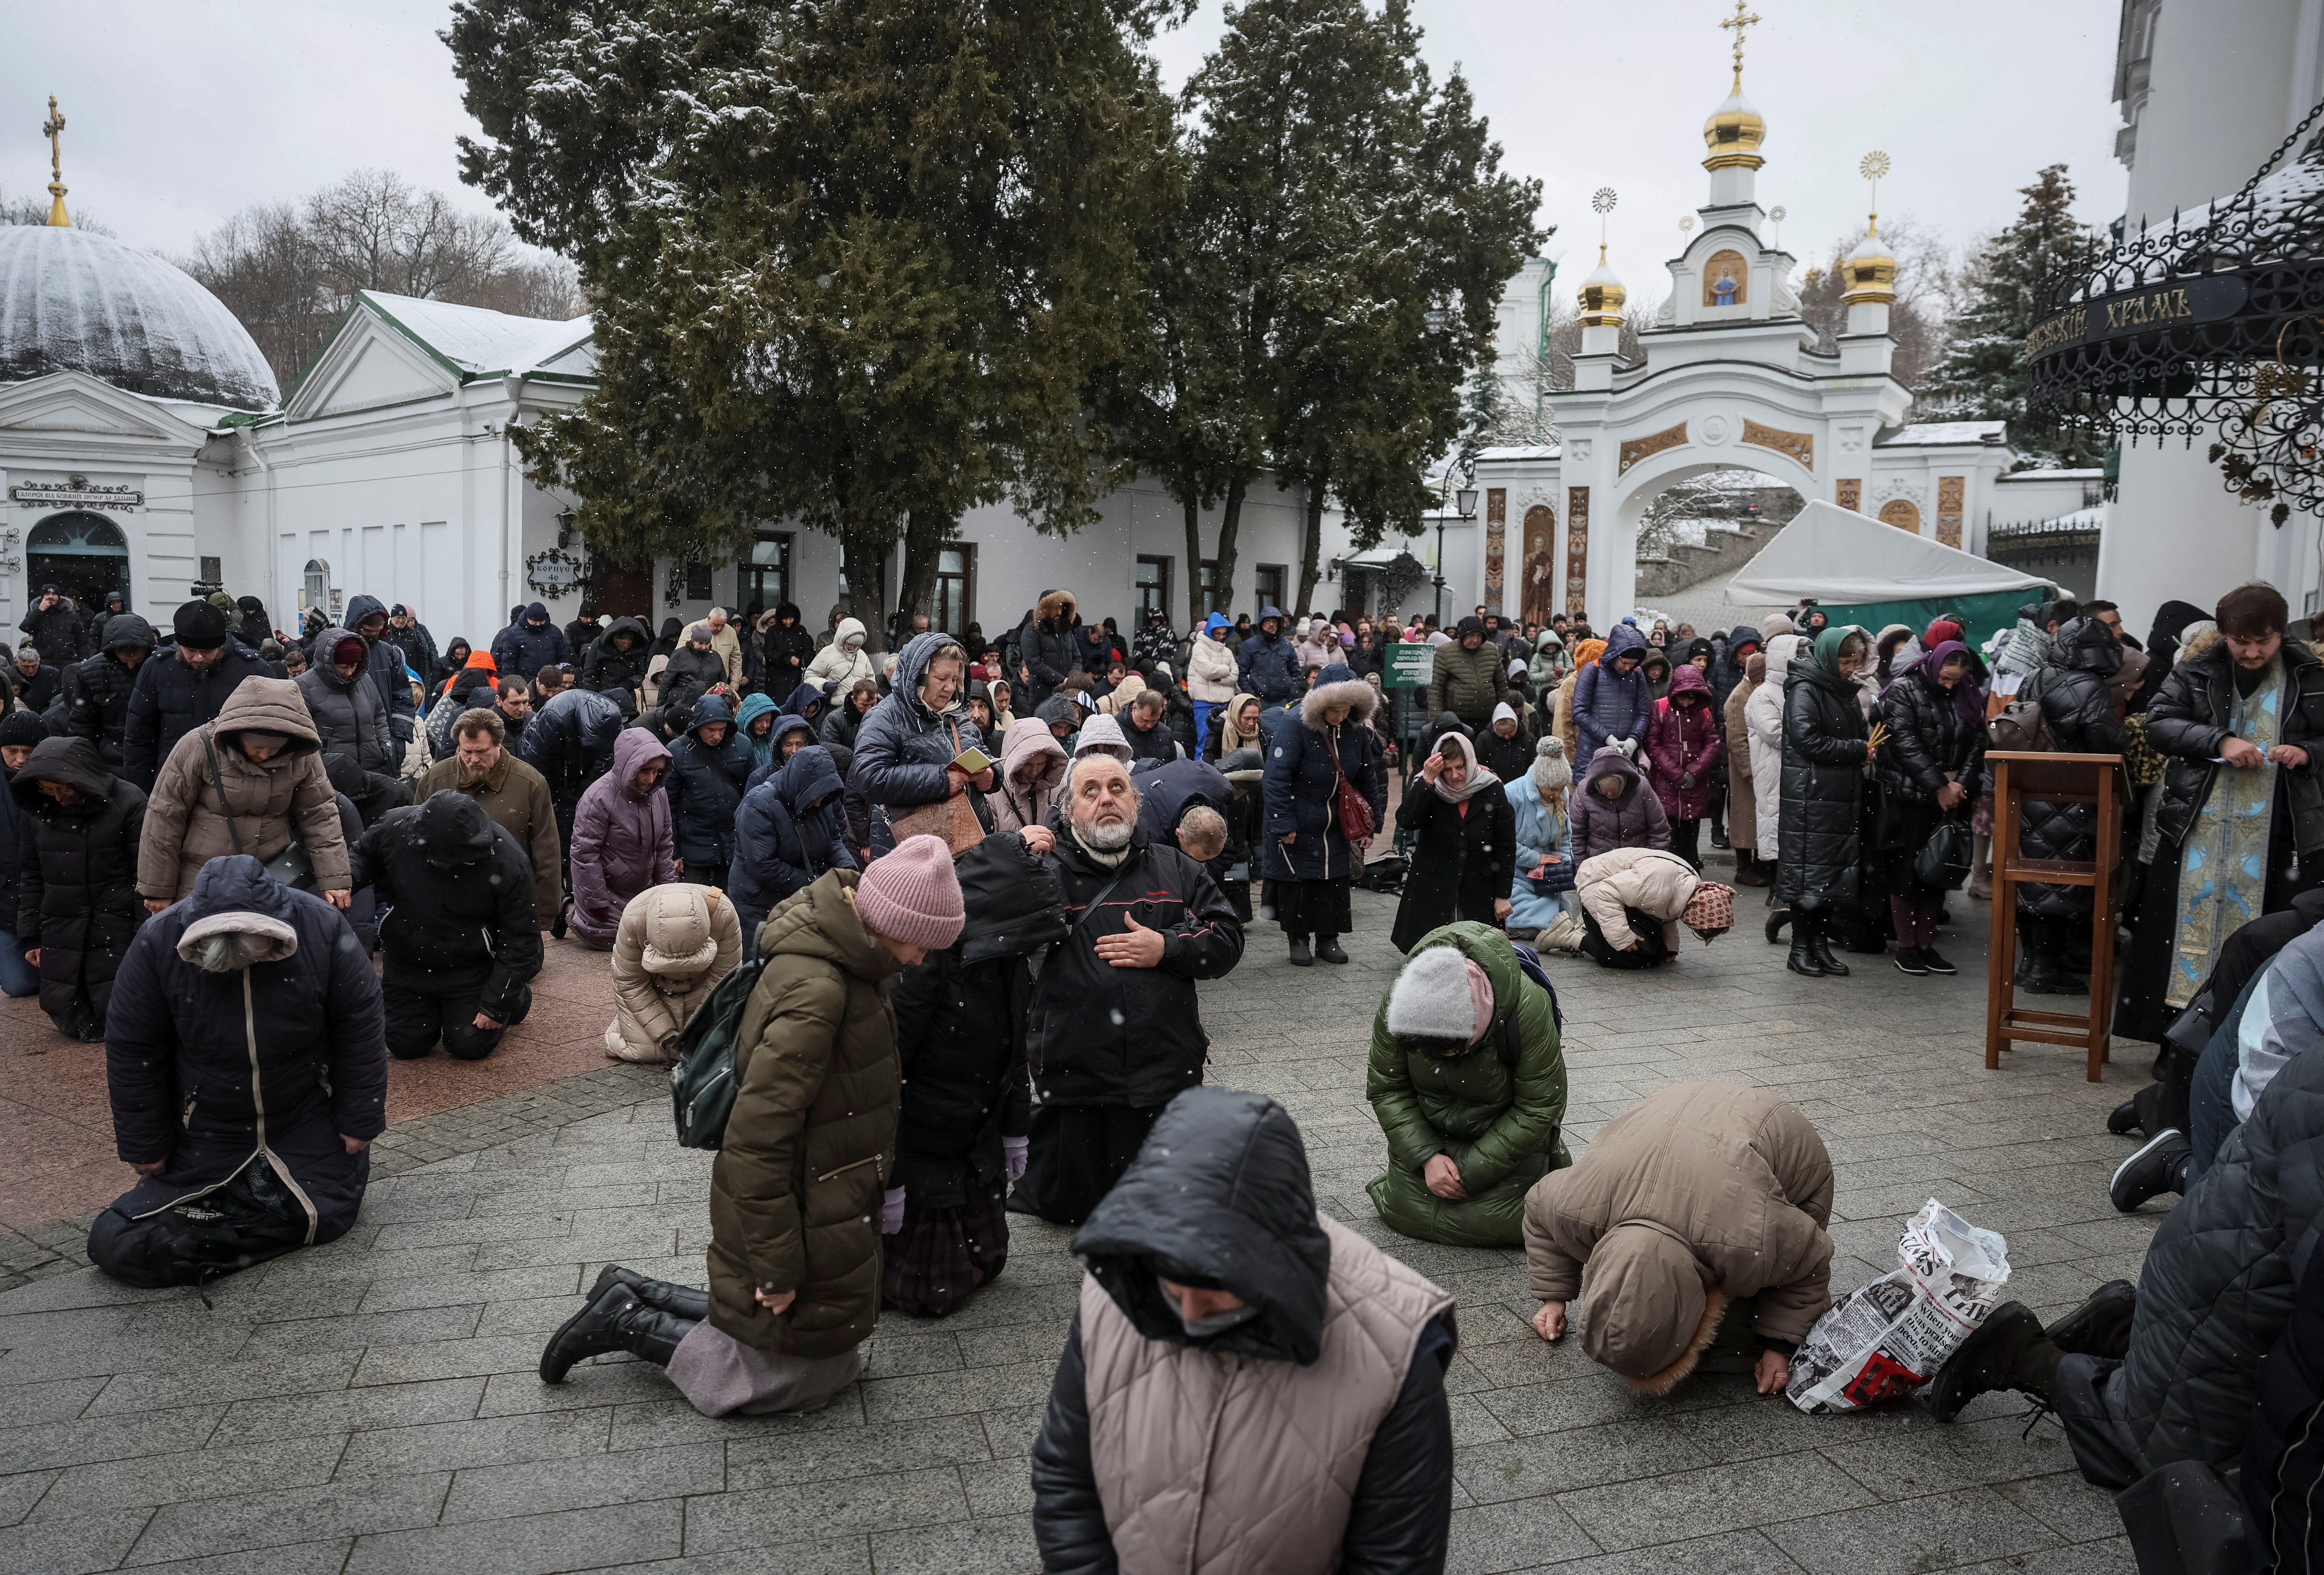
[1236,605,1303,705]
[729,743,856,939]
[852,630,984,822]
[735,690,780,772]
[490,600,572,684]
[664,693,754,865]
[1571,622,1653,760]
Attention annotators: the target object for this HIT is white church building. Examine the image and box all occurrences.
[0,214,1368,655]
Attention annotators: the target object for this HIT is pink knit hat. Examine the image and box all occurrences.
[856,835,966,951]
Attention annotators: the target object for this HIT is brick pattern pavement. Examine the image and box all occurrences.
[0,876,2151,1573]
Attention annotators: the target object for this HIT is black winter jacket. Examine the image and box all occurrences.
[851,632,986,830]
[1020,617,1079,713]
[61,616,155,766]
[890,947,1032,1207]
[1260,684,1388,884]
[381,619,437,683]
[101,856,386,1243]
[490,605,572,683]
[760,610,819,695]
[1028,827,1243,1108]
[665,694,755,865]
[1391,780,1516,954]
[1030,1088,1456,1575]
[658,644,726,715]
[19,600,83,665]
[728,745,855,938]
[13,661,62,717]
[295,626,395,774]
[580,617,653,704]
[2145,636,2324,858]
[13,737,145,1030]
[351,793,542,1020]
[1778,654,1871,910]
[2016,617,2127,920]
[121,640,273,791]
[517,687,625,807]
[1236,617,1304,706]
[1874,665,1985,805]
[341,595,417,748]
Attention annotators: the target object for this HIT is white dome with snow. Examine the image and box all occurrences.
[0,225,278,411]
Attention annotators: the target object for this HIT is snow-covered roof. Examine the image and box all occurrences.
[357,291,593,381]
[0,225,278,411]
[1995,467,2104,481]
[1474,445,1561,461]
[1876,420,2009,447]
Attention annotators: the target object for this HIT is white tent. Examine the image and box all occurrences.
[1724,499,2053,605]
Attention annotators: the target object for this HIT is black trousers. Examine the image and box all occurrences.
[386,979,532,1061]
[1670,818,1703,872]
[2053,1354,2140,1492]
[87,1164,322,1289]
[1012,1103,1165,1226]
[683,860,728,891]
[1274,876,1352,940]
[1580,905,1670,969]
[1709,765,1728,841]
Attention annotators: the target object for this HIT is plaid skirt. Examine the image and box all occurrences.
[881,1182,1011,1319]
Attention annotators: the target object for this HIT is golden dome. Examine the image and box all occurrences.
[1578,245,1627,328]
[1841,217,1897,305]
[1702,84,1766,170]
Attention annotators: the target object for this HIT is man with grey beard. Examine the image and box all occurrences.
[1011,752,1245,1225]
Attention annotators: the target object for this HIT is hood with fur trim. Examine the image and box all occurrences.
[1299,661,1377,728]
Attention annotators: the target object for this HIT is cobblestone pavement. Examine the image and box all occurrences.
[0,866,2152,1573]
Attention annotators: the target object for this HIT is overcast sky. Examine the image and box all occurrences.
[6,0,2126,288]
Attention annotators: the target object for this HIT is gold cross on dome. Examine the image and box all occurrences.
[40,95,69,227]
[1721,0,1762,87]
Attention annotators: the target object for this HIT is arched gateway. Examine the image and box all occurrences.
[1466,35,2017,630]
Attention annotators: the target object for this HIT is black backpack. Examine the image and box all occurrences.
[668,956,767,1149]
[1496,940,1564,1065]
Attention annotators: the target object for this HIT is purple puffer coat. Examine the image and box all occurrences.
[1644,663,1726,822]
[568,726,678,949]
[1571,623,1653,761]
[1570,744,1671,862]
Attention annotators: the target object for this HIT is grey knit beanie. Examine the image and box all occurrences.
[1386,945,1489,1046]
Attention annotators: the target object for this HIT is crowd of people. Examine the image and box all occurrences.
[30,572,2324,1571]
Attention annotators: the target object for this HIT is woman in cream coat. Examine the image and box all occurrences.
[604,883,743,1063]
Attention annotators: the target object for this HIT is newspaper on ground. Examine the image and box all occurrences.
[1786,1199,2012,1414]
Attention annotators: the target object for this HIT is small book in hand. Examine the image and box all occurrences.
[951,746,994,777]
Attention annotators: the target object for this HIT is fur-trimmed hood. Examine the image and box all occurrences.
[1299,662,1377,728]
[1036,589,1076,628]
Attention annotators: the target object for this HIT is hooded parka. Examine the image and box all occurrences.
[1260,667,1386,884]
[661,693,754,871]
[1572,624,1652,761]
[1367,923,1568,1247]
[139,676,350,901]
[1391,732,1514,953]
[490,601,572,680]
[1644,662,1724,821]
[1575,847,1706,954]
[604,882,742,1062]
[1747,635,1804,855]
[294,626,394,774]
[120,634,273,791]
[340,595,417,748]
[352,792,542,1030]
[1570,743,1670,862]
[729,743,856,941]
[1186,621,1238,706]
[989,716,1067,834]
[579,615,653,707]
[97,856,387,1253]
[1031,1088,1458,1575]
[758,604,819,694]
[14,736,146,1036]
[2015,616,2127,920]
[850,630,985,831]
[413,743,562,924]
[1778,627,1873,910]
[1015,592,1079,713]
[61,614,157,767]
[708,869,903,1357]
[568,726,677,949]
[805,616,876,692]
[1522,1080,1834,1392]
[517,686,626,809]
[1725,651,1761,853]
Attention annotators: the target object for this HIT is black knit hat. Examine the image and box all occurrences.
[172,600,229,651]
[0,711,49,749]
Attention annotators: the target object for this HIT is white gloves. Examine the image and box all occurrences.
[881,1187,906,1235]
[1003,1136,1029,1184]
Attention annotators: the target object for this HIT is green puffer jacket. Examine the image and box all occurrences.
[1425,637,1510,727]
[1365,921,1569,1248]
[706,869,904,1358]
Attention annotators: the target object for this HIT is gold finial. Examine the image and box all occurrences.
[1721,0,1762,91]
[41,95,68,227]
[1859,150,1891,235]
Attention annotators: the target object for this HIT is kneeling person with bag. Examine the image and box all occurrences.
[540,838,964,1416]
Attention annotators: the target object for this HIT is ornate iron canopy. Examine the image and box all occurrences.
[2024,96,2324,523]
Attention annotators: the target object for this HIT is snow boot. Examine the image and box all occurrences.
[1804,911,1850,977]
[1288,935,1312,967]
[1314,936,1349,965]
[1928,1302,2058,1423]
[591,1264,710,1321]
[539,1284,698,1383]
[2045,1280,2137,1361]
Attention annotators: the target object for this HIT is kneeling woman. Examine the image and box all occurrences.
[1366,924,1568,1248]
[540,838,964,1415]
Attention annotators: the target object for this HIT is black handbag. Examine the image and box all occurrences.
[1913,818,1974,891]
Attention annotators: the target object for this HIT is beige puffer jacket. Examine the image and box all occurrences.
[1082,1215,1452,1573]
[604,883,743,1063]
[1574,847,1702,953]
[1094,672,1146,717]
[805,617,875,691]
[1522,1080,1834,1393]
[1186,632,1238,704]
[989,717,1065,833]
[138,676,350,901]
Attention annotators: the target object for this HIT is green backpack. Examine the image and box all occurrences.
[668,956,767,1149]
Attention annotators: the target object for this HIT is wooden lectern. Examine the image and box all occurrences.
[1985,750,2132,1082]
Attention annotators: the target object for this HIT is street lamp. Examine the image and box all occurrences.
[1434,485,1478,626]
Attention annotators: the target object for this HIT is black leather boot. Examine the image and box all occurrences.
[591,1264,711,1321]
[1314,936,1349,965]
[1288,935,1312,967]
[1786,910,1824,977]
[1805,909,1850,976]
[1928,1303,2058,1423]
[540,1284,699,1382]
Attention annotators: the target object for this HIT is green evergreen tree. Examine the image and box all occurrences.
[1924,163,2101,467]
[446,0,1178,640]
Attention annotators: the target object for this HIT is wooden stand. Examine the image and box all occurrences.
[1985,751,2131,1082]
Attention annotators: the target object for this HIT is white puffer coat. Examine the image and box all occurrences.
[603,882,743,1063]
[1186,632,1239,704]
[1745,634,1805,856]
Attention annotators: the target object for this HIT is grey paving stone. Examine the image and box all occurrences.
[0,1375,106,1425]
[349,1333,555,1386]
[333,1406,611,1478]
[235,1303,486,1360]
[209,1375,483,1445]
[107,1539,355,1575]
[84,1349,362,1414]
[0,1508,151,1575]
[681,1466,970,1550]
[1556,1451,1876,1553]
[0,1406,225,1475]
[1522,1529,1808,1574]
[343,1498,683,1575]
[1443,1497,1603,1574]
[0,1471,53,1529]
[126,1475,450,1566]
[863,1514,1043,1575]
[32,1437,346,1518]
[442,1442,723,1523]
[1765,1485,2067,1575]
[723,1413,988,1491]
